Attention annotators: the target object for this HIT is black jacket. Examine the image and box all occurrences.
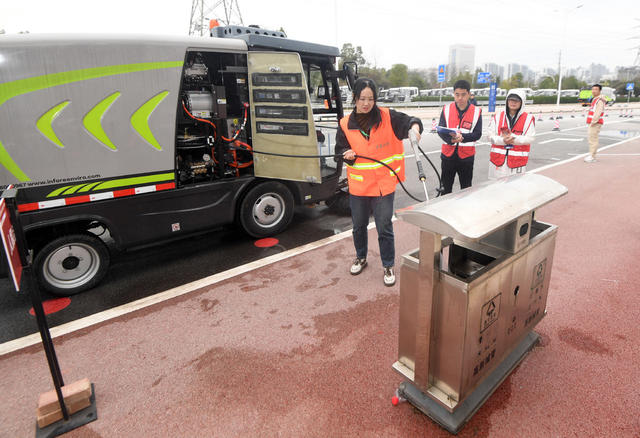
[335,106,423,165]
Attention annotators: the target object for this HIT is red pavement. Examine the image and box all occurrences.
[1,140,639,437]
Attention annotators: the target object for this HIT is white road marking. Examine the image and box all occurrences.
[531,135,640,174]
[539,138,584,144]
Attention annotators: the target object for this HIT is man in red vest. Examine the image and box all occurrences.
[585,84,606,163]
[487,89,535,179]
[437,80,483,194]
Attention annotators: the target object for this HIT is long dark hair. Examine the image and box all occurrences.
[352,77,378,102]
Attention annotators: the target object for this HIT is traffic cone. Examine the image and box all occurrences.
[549,115,555,120]
[430,118,437,133]
[537,113,543,122]
[629,109,633,118]
[552,117,560,131]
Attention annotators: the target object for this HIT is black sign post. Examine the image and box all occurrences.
[1,189,97,437]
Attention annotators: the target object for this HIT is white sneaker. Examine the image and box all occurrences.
[584,155,596,163]
[383,267,396,287]
[350,258,367,275]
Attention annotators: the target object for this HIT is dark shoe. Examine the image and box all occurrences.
[350,258,367,275]
[383,267,396,286]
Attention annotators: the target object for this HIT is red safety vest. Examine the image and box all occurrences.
[586,96,605,124]
[441,102,481,159]
[340,107,405,197]
[489,111,534,168]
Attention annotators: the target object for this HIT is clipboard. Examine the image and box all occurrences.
[436,126,459,136]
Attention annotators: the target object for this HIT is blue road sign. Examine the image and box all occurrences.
[626,82,634,91]
[488,82,497,113]
[477,72,490,84]
[438,64,446,83]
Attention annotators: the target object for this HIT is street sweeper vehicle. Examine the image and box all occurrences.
[0,25,357,294]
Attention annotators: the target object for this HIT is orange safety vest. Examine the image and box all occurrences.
[340,107,405,197]
[489,111,534,168]
[586,96,605,124]
[441,102,482,159]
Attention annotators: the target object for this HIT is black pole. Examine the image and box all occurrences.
[3,192,69,421]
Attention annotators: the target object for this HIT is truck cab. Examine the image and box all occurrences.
[0,26,356,294]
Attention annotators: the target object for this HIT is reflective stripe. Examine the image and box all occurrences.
[490,147,528,157]
[349,173,364,182]
[347,153,405,170]
[18,182,176,212]
[390,166,401,176]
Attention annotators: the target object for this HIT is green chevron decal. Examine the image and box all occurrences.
[0,60,183,181]
[93,172,174,191]
[46,172,174,198]
[77,182,102,193]
[83,92,121,150]
[47,185,73,197]
[131,91,170,151]
[36,100,70,148]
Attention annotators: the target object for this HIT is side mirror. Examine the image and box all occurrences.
[317,85,327,97]
[343,62,358,91]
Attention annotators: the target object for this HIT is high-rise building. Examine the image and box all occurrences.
[588,63,608,82]
[448,44,475,78]
[483,63,504,81]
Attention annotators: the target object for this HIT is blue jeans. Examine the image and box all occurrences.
[349,192,395,268]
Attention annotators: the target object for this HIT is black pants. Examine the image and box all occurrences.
[441,154,474,195]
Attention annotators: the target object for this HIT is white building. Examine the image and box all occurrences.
[448,44,475,78]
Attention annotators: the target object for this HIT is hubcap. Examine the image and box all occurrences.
[42,243,100,289]
[252,193,285,228]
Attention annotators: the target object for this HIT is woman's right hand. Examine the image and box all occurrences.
[343,149,356,161]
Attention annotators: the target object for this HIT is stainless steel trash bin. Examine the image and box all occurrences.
[393,173,567,434]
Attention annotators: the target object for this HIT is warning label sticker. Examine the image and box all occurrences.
[531,259,547,290]
[481,293,501,333]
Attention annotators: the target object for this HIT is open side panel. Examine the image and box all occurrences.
[248,52,321,183]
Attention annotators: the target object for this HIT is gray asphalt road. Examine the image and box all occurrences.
[1,108,638,344]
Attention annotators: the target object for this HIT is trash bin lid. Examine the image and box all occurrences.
[396,173,567,240]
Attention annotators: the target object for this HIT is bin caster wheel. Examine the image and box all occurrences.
[391,388,406,406]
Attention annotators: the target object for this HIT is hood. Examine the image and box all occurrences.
[505,88,527,119]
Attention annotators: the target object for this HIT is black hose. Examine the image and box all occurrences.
[229,146,438,203]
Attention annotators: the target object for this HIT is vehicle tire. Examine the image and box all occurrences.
[326,191,351,216]
[34,233,110,296]
[239,182,294,238]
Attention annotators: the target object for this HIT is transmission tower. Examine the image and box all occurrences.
[633,19,640,66]
[189,0,244,36]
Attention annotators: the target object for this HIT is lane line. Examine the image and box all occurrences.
[539,138,584,144]
[0,224,372,356]
[531,135,640,174]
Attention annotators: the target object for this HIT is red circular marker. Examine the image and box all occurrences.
[29,297,71,316]
[254,237,279,248]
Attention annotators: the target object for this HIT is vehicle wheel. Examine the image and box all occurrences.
[34,234,110,296]
[239,182,294,237]
[326,191,351,215]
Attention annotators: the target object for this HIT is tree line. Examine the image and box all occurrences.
[339,43,639,96]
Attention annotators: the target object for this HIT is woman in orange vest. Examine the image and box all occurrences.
[336,78,422,286]
[487,89,535,179]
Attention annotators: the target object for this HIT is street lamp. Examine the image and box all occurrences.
[556,4,584,107]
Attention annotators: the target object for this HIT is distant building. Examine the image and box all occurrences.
[616,66,640,81]
[588,63,608,82]
[483,63,504,81]
[448,44,475,78]
[506,63,533,82]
